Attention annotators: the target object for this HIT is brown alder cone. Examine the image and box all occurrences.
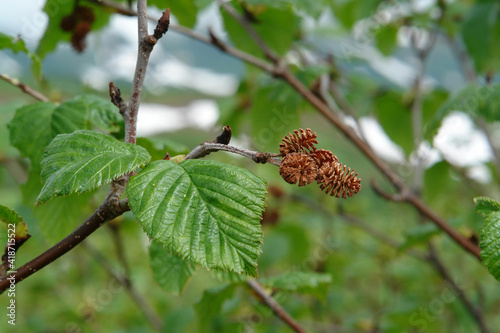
[71,21,91,53]
[312,149,339,179]
[279,153,318,187]
[77,6,96,24]
[279,128,318,155]
[318,163,362,199]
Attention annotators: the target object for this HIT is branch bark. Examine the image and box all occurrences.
[82,241,163,332]
[246,279,306,333]
[124,4,170,144]
[186,142,282,166]
[0,186,130,293]
[0,74,49,102]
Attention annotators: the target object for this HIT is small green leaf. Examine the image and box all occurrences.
[194,284,236,330]
[150,0,198,27]
[0,204,24,226]
[475,196,500,282]
[149,241,195,294]
[0,33,42,79]
[221,4,300,58]
[429,84,500,133]
[399,224,440,252]
[375,24,399,56]
[128,160,267,277]
[461,2,500,74]
[8,95,124,172]
[37,130,151,205]
[374,91,413,156]
[330,0,382,29]
[475,197,500,216]
[162,306,195,333]
[0,204,30,242]
[250,85,300,152]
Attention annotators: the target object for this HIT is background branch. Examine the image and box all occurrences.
[246,279,306,333]
[82,241,163,332]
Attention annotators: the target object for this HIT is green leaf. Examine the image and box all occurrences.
[250,84,300,152]
[221,3,300,58]
[475,196,500,282]
[399,224,440,252]
[9,102,57,172]
[427,84,500,137]
[37,130,151,205]
[330,0,383,29]
[475,197,500,216]
[374,24,399,56]
[0,33,42,79]
[56,95,124,134]
[149,241,195,294]
[162,306,195,333]
[0,204,23,226]
[8,95,124,172]
[461,2,500,74]
[150,0,198,28]
[34,191,95,244]
[374,91,413,156]
[244,0,328,18]
[212,270,249,283]
[0,205,30,242]
[194,284,236,330]
[127,160,267,277]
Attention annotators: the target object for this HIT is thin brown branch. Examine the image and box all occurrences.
[370,179,481,259]
[409,29,437,194]
[125,3,170,144]
[82,241,163,332]
[246,279,306,333]
[0,183,130,293]
[108,221,131,277]
[186,142,282,166]
[0,74,49,102]
[446,35,476,82]
[427,244,490,333]
[86,0,275,72]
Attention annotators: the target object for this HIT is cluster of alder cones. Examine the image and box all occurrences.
[60,6,95,53]
[279,129,361,199]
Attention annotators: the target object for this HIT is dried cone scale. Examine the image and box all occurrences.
[278,128,361,199]
[318,163,362,199]
[279,128,318,155]
[279,153,318,187]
